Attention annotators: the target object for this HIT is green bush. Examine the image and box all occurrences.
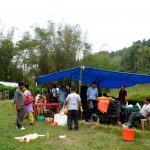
[0,86,17,99]
[0,85,47,99]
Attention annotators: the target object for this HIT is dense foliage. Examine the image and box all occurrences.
[0,21,150,83]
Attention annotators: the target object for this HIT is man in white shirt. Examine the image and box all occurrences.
[124,97,150,127]
[66,87,83,130]
[86,82,98,120]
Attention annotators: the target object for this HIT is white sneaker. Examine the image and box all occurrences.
[20,126,25,130]
[16,126,25,130]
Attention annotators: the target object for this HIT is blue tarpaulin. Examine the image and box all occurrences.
[36,67,150,88]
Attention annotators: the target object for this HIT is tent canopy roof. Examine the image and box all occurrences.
[0,81,18,87]
[36,67,150,88]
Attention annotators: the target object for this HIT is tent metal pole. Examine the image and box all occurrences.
[40,83,43,94]
[69,75,72,94]
[97,77,100,96]
[79,66,83,95]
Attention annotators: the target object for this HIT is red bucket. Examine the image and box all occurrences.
[122,128,134,141]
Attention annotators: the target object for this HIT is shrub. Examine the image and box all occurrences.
[0,86,16,99]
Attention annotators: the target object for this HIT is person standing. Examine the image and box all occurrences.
[59,86,67,111]
[118,84,127,105]
[14,82,25,130]
[86,82,98,120]
[23,84,34,125]
[52,85,58,102]
[66,87,83,130]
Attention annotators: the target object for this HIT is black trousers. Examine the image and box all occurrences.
[16,106,24,129]
[86,100,98,120]
[53,97,58,103]
[67,110,79,129]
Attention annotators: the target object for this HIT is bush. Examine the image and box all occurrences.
[0,85,47,99]
[0,86,16,99]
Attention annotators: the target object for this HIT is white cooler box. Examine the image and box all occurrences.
[54,114,67,126]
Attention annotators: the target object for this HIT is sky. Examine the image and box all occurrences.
[0,0,150,52]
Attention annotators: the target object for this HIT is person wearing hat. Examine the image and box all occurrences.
[124,97,150,127]
[65,87,83,130]
[14,82,25,130]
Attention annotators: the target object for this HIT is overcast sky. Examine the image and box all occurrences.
[0,0,150,52]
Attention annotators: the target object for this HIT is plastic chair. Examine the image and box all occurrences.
[141,117,150,131]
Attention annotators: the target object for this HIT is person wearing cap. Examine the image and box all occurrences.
[124,97,150,127]
[65,87,83,130]
[14,82,25,130]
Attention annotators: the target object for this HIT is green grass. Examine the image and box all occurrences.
[0,101,150,150]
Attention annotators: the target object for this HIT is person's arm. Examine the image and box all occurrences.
[125,95,128,102]
[125,91,128,102]
[118,90,121,101]
[64,92,67,102]
[15,90,21,110]
[147,107,150,117]
[65,95,69,105]
[87,88,90,101]
[78,96,83,112]
[96,88,98,98]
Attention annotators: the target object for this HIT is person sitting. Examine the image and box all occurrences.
[124,97,150,127]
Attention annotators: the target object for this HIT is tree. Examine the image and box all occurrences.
[14,32,38,81]
[0,38,15,81]
[33,22,91,75]
[84,51,121,71]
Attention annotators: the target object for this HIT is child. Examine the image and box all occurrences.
[65,87,83,130]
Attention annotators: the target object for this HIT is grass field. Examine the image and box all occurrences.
[0,100,150,150]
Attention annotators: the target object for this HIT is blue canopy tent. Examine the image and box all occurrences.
[36,67,150,89]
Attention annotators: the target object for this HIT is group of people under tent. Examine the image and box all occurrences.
[84,82,150,128]
[13,81,150,131]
